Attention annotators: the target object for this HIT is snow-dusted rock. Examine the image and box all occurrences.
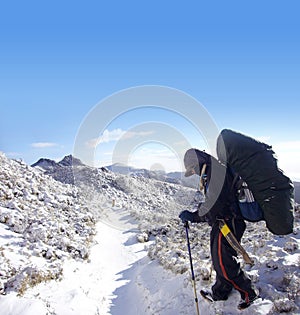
[0,153,96,295]
[273,298,298,313]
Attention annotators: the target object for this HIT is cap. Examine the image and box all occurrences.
[184,149,211,177]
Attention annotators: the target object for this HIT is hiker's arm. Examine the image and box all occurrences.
[179,209,207,223]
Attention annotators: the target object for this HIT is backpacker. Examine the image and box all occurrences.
[217,129,294,235]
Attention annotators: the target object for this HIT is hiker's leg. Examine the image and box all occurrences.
[210,224,233,300]
[212,219,257,302]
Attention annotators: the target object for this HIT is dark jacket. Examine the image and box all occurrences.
[193,157,241,225]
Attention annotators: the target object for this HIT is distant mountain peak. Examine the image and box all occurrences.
[32,155,85,169]
[31,158,58,168]
[59,155,84,167]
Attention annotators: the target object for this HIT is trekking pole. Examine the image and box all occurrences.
[184,221,200,315]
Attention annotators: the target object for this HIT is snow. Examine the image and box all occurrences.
[20,220,148,315]
[0,152,300,314]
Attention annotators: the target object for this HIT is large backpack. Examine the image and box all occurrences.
[217,129,294,235]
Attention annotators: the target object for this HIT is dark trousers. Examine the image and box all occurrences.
[210,218,256,302]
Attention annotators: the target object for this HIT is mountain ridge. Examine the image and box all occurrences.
[31,155,300,203]
[32,155,200,189]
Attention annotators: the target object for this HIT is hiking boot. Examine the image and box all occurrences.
[200,290,228,302]
[238,295,259,310]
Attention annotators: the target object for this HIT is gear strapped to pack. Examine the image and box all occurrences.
[199,163,207,194]
[218,219,254,265]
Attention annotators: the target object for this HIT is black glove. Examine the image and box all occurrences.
[179,210,197,223]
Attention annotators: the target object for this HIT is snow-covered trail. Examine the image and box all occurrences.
[0,206,149,315]
[19,206,197,315]
[20,208,148,315]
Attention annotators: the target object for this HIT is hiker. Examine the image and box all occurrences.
[179,148,259,310]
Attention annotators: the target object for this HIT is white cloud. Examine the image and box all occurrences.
[86,129,155,148]
[86,129,124,148]
[99,129,125,144]
[272,141,300,181]
[31,142,59,148]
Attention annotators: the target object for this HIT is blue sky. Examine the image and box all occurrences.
[0,1,299,179]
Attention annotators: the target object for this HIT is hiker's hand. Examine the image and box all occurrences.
[179,210,195,223]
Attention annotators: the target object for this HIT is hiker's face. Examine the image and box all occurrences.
[191,165,200,175]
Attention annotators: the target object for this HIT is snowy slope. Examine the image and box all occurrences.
[105,162,200,188]
[0,152,96,291]
[0,152,299,314]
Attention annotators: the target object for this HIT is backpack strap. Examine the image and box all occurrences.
[230,172,243,193]
[199,163,207,193]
